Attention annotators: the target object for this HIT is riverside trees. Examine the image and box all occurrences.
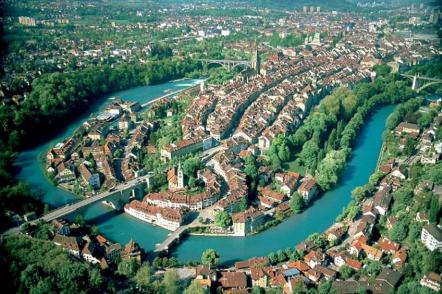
[267,73,415,196]
[0,58,200,151]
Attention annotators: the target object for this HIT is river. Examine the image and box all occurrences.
[14,79,395,264]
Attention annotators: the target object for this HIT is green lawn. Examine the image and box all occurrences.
[283,159,306,176]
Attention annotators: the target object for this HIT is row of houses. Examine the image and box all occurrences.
[124,199,187,231]
[50,218,142,268]
[146,168,222,210]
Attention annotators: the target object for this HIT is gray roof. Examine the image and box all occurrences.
[424,224,442,241]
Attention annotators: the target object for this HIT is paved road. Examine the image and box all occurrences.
[154,225,189,252]
[154,205,215,252]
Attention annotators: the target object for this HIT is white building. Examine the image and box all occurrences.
[421,224,442,251]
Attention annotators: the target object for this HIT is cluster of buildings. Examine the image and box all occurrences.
[124,166,222,230]
[183,104,442,292]
[46,99,144,195]
[190,249,423,294]
[49,218,142,268]
[124,199,187,231]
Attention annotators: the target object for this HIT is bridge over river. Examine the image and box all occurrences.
[154,225,189,253]
[2,174,150,236]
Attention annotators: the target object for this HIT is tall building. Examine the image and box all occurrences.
[317,6,321,13]
[310,6,315,13]
[250,40,260,74]
[303,6,307,13]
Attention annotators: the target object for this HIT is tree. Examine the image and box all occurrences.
[307,233,327,248]
[237,197,248,212]
[339,265,355,279]
[244,155,259,181]
[163,270,181,294]
[299,138,320,172]
[428,196,440,223]
[289,192,305,213]
[318,280,336,294]
[316,149,348,191]
[117,258,140,278]
[89,268,103,289]
[276,249,287,263]
[373,64,391,76]
[3,235,103,293]
[352,185,372,202]
[182,157,202,177]
[215,211,232,229]
[417,112,434,128]
[268,251,278,264]
[363,261,383,276]
[184,280,208,294]
[390,216,409,242]
[201,249,220,266]
[403,137,416,157]
[74,214,85,226]
[90,225,100,236]
[133,263,153,289]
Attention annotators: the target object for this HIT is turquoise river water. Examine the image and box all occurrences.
[14,79,395,264]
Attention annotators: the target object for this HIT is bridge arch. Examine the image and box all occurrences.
[231,62,251,71]
[205,61,226,70]
[417,81,442,93]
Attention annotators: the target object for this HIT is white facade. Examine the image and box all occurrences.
[124,206,180,231]
[421,225,442,252]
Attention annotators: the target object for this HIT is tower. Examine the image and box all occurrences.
[177,162,184,188]
[412,74,419,91]
[200,80,206,93]
[250,40,260,74]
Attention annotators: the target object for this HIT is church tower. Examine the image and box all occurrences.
[177,162,184,188]
[250,40,260,74]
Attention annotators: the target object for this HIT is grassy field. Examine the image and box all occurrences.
[283,159,306,176]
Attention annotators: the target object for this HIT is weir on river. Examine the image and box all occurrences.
[14,79,396,264]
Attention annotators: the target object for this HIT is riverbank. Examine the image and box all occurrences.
[171,105,396,264]
[13,82,395,265]
[141,82,201,108]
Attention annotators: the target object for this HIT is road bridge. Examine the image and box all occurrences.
[401,73,442,93]
[197,58,252,72]
[2,174,150,236]
[154,225,189,253]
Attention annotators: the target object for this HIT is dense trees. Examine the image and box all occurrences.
[0,57,200,231]
[289,192,305,213]
[182,156,203,178]
[339,265,355,279]
[269,72,417,196]
[385,98,423,130]
[184,280,208,294]
[201,249,220,266]
[262,32,305,48]
[0,58,200,152]
[315,149,349,190]
[1,236,104,293]
[117,258,140,278]
[133,263,153,290]
[163,270,181,294]
[215,211,233,229]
